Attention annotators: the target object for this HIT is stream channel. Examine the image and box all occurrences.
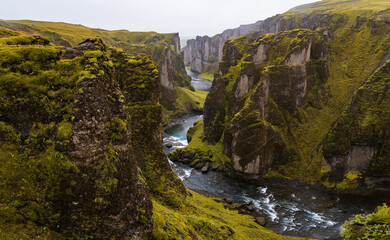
[162,69,386,239]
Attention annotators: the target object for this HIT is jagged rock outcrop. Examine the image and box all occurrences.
[0,34,186,238]
[204,30,329,179]
[112,50,186,207]
[182,8,345,74]
[64,39,153,238]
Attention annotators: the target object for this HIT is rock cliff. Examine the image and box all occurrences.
[0,32,185,238]
[204,30,329,179]
[182,0,388,76]
[322,60,390,189]
[197,0,390,189]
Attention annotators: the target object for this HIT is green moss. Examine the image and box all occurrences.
[175,87,208,113]
[341,204,390,240]
[130,105,186,208]
[336,170,362,190]
[181,120,230,165]
[83,50,103,59]
[56,122,72,140]
[199,71,215,81]
[1,35,51,46]
[0,146,77,239]
[93,143,119,208]
[0,121,20,143]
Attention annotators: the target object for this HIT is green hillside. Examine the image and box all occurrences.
[0,19,197,119]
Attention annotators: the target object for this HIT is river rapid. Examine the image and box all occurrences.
[162,69,385,239]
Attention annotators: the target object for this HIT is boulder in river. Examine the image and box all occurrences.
[195,162,204,169]
[224,198,234,204]
[246,202,254,211]
[211,162,219,171]
[165,142,173,148]
[255,216,266,226]
[202,162,210,173]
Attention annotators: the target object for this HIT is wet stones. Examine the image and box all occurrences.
[168,148,226,174]
[201,162,210,173]
[221,198,266,225]
[255,217,266,226]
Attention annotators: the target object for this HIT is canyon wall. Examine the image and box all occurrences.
[0,30,185,238]
[198,2,390,189]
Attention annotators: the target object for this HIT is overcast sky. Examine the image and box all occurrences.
[1,0,316,37]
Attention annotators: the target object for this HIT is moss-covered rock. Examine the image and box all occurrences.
[113,52,186,208]
[202,29,329,179]
[0,36,156,239]
[341,204,390,239]
[322,60,390,190]
[195,2,390,186]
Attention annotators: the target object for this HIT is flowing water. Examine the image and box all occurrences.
[163,69,386,239]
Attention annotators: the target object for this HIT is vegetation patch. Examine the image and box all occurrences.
[152,190,304,240]
[342,204,390,240]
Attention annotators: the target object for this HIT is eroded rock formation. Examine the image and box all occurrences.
[204,30,329,179]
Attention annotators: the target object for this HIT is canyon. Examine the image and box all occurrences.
[0,0,390,239]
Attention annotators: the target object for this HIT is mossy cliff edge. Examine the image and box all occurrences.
[0,20,195,118]
[175,0,390,191]
[183,0,390,77]
[0,29,307,239]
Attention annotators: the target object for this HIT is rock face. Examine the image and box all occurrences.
[62,39,153,238]
[114,50,186,207]
[201,7,390,187]
[182,13,338,74]
[0,35,186,238]
[322,60,390,187]
[204,30,329,179]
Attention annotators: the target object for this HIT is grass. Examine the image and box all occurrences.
[341,204,390,239]
[289,0,390,13]
[199,71,215,81]
[175,87,209,113]
[4,20,177,48]
[185,120,231,165]
[152,190,311,240]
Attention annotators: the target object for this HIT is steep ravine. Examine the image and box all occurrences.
[163,71,386,240]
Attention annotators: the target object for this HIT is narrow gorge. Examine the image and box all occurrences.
[1,0,390,239]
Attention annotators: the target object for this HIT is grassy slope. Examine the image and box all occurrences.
[199,72,214,81]
[5,20,176,47]
[289,0,390,13]
[152,190,310,240]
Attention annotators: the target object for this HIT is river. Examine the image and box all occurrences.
[162,69,385,239]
